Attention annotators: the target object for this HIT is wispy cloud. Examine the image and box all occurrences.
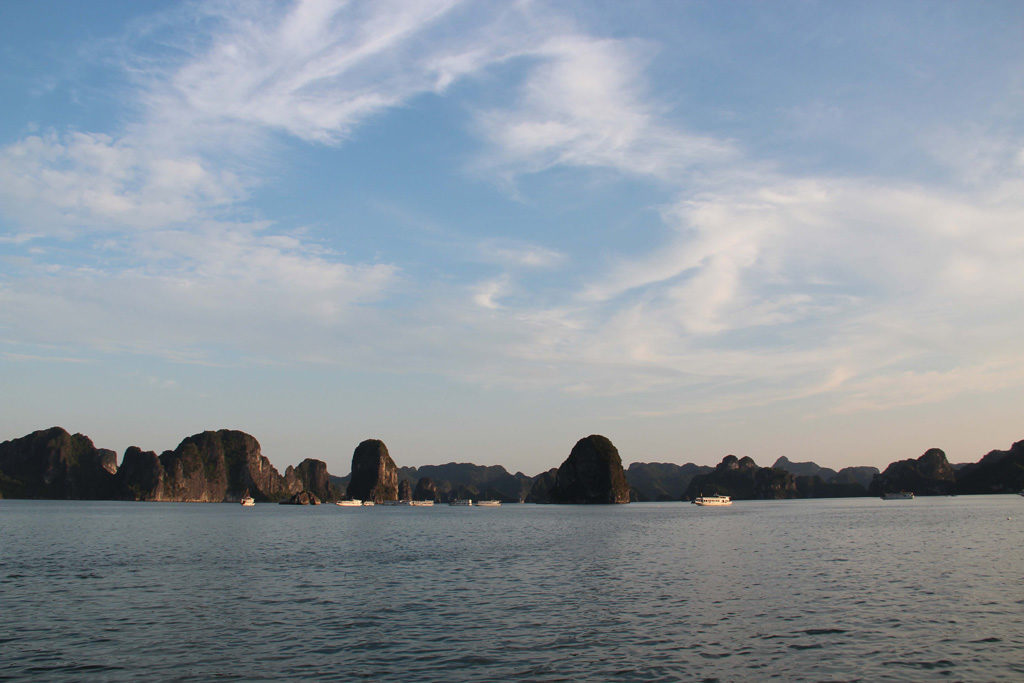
[477,33,736,181]
[475,239,565,269]
[0,131,244,233]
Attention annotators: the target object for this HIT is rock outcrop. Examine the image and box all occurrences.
[794,475,870,498]
[685,455,798,500]
[870,448,956,496]
[398,479,413,500]
[955,440,1024,494]
[280,491,320,505]
[155,430,288,502]
[116,446,164,500]
[831,466,879,490]
[0,427,118,499]
[525,468,557,503]
[346,439,399,503]
[626,462,712,501]
[285,458,337,502]
[772,456,838,482]
[549,435,630,504]
[399,463,533,503]
[413,477,438,502]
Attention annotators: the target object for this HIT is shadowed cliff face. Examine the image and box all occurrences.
[550,435,630,504]
[346,439,398,502]
[685,455,798,500]
[116,447,164,500]
[870,448,956,496]
[955,440,1024,494]
[626,462,712,501]
[413,477,438,501]
[0,427,117,499]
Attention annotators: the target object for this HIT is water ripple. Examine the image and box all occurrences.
[2,497,1023,681]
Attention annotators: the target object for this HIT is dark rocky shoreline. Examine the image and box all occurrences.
[1,426,1021,504]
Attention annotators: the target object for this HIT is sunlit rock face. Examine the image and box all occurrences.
[346,439,399,503]
[550,435,630,504]
[285,458,335,501]
[156,430,287,502]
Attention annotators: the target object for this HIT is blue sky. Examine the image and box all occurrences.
[2,1,1023,475]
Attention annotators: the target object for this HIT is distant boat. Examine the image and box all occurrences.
[381,500,411,506]
[882,492,914,500]
[335,499,362,507]
[449,499,472,506]
[240,494,255,507]
[361,500,375,506]
[693,494,731,506]
[410,500,434,506]
[475,500,501,507]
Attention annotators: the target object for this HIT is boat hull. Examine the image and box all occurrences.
[693,495,731,506]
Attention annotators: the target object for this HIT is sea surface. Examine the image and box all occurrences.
[1,496,1022,681]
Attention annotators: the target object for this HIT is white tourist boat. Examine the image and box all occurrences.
[882,492,914,500]
[335,499,362,506]
[410,500,434,506]
[361,500,375,506]
[475,500,501,507]
[449,499,472,506]
[240,495,255,507]
[693,494,731,506]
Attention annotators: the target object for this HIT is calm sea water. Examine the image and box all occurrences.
[2,496,1022,681]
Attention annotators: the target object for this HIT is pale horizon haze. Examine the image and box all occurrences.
[2,1,1023,477]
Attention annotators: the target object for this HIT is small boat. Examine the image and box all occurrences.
[475,500,501,507]
[409,500,434,506]
[240,491,255,506]
[361,500,375,506]
[693,494,731,506]
[882,492,914,500]
[449,499,472,506]
[335,499,362,507]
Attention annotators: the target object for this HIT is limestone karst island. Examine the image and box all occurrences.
[1,427,1022,504]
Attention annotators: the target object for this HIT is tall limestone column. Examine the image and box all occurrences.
[345,439,399,503]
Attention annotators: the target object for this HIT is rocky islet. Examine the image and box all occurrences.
[1,427,1022,503]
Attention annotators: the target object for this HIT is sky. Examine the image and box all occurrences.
[2,0,1023,477]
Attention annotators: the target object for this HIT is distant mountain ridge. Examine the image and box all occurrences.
[2,426,1022,502]
[626,462,712,501]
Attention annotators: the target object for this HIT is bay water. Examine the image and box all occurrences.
[2,496,1022,681]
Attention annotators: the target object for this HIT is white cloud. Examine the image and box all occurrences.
[141,0,521,147]
[477,34,736,180]
[472,276,508,309]
[0,226,397,362]
[0,131,244,233]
